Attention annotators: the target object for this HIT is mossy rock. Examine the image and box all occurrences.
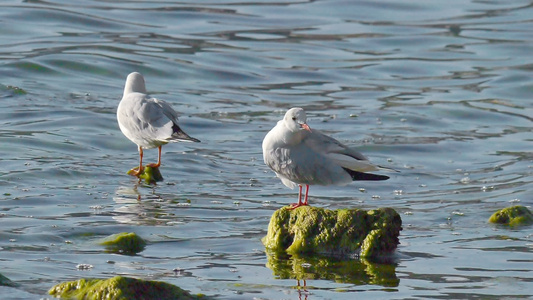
[0,273,17,287]
[127,165,163,184]
[99,232,146,255]
[489,206,533,227]
[265,251,399,286]
[48,276,206,300]
[262,206,402,258]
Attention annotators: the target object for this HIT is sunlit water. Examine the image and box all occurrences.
[1,0,532,299]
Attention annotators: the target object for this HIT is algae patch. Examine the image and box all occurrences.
[99,232,146,255]
[49,276,206,300]
[1,84,27,96]
[127,165,163,184]
[0,273,17,287]
[262,206,402,257]
[489,205,533,227]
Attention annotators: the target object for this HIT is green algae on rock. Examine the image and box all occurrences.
[262,206,401,258]
[99,232,146,255]
[265,250,399,287]
[49,276,206,300]
[127,165,163,184]
[489,205,533,227]
[0,273,17,287]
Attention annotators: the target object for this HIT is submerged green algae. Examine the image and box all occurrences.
[489,205,533,227]
[127,165,163,184]
[0,84,27,96]
[262,206,402,258]
[48,276,206,300]
[0,273,17,287]
[99,232,146,255]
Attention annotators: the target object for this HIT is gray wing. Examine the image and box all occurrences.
[303,129,380,173]
[152,98,180,124]
[264,141,353,186]
[117,93,174,144]
[138,98,176,131]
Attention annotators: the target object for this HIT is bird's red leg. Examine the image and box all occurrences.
[289,185,302,209]
[148,146,162,168]
[298,185,303,205]
[156,145,162,167]
[290,185,307,209]
[303,185,310,205]
[130,146,145,176]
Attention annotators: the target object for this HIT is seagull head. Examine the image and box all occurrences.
[124,72,147,95]
[284,107,312,133]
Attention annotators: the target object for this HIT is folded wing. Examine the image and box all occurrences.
[304,129,381,171]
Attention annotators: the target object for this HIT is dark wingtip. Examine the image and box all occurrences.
[175,134,200,143]
[343,168,390,181]
[172,123,200,143]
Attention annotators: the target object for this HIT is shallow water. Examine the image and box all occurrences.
[1,0,532,299]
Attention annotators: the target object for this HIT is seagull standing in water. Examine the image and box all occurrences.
[117,72,200,176]
[262,107,392,208]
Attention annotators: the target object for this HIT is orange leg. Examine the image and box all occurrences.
[130,146,144,176]
[289,185,310,209]
[147,146,162,168]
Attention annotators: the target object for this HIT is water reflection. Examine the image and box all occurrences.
[265,250,399,288]
[113,184,161,225]
[113,183,195,226]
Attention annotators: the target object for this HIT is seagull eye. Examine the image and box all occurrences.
[292,117,296,121]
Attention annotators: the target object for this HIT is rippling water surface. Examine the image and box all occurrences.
[1,0,532,299]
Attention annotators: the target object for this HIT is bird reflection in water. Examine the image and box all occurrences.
[112,184,162,225]
[297,279,310,300]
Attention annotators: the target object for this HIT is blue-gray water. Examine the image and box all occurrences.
[1,0,532,299]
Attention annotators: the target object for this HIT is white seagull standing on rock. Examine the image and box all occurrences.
[262,107,393,208]
[117,72,200,176]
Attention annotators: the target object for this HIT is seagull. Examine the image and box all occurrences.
[117,72,200,177]
[262,107,392,209]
